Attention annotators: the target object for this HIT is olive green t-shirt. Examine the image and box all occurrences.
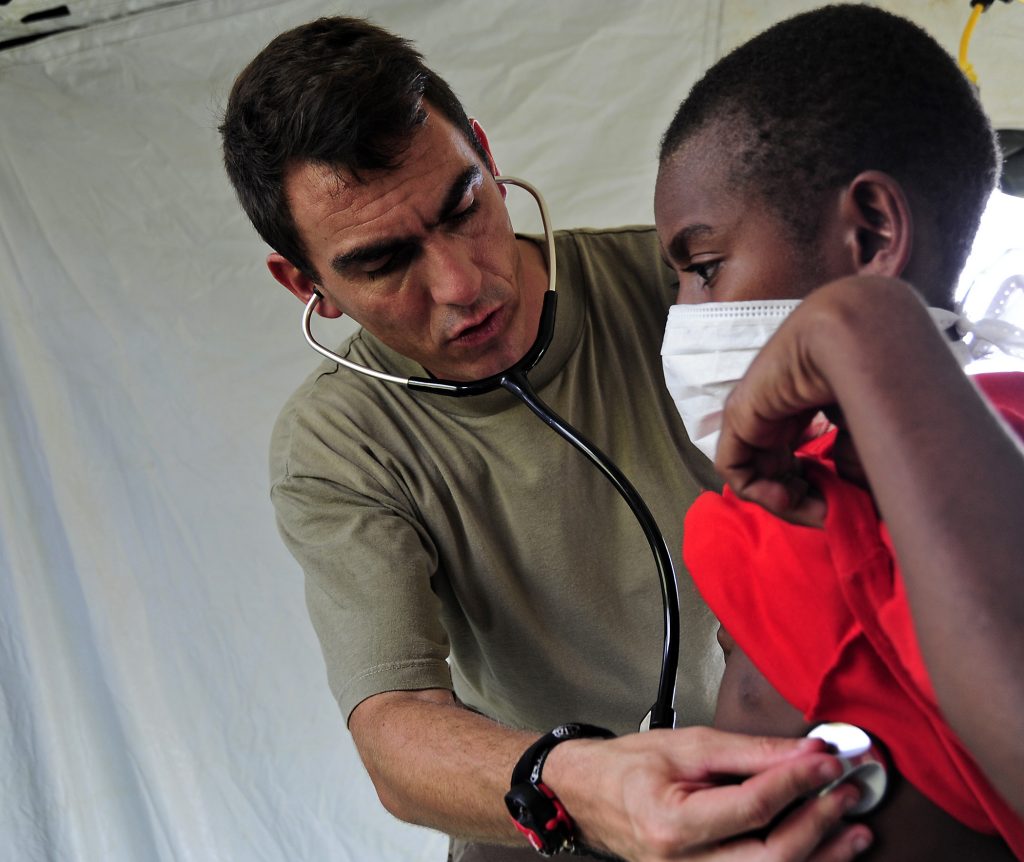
[270,226,724,737]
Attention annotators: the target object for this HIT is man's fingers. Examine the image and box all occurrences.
[683,786,872,862]
[670,752,844,845]
[667,728,828,778]
[779,789,873,862]
[805,823,873,862]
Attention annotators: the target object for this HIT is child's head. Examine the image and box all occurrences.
[655,4,999,309]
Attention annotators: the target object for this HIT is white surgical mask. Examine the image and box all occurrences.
[930,305,1024,365]
[660,299,1020,462]
[661,300,802,461]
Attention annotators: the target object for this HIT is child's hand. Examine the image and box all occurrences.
[713,306,835,526]
[714,277,913,524]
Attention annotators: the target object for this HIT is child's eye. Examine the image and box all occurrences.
[682,260,721,288]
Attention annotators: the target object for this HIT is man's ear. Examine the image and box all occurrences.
[266,253,344,319]
[837,171,913,278]
[469,118,506,200]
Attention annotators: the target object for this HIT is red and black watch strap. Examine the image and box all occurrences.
[504,723,615,856]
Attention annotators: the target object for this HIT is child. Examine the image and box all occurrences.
[655,5,1024,859]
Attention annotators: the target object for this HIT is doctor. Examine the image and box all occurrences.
[219,16,871,861]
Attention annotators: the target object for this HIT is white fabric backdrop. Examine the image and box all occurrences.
[0,1,1020,860]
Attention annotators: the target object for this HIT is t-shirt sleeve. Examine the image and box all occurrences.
[271,409,453,724]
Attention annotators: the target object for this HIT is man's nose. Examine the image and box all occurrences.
[421,238,483,306]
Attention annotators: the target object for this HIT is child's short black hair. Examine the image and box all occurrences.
[659,4,999,296]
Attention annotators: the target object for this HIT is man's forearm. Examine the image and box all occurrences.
[349,688,534,843]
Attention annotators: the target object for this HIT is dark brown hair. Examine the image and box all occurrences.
[219,16,486,281]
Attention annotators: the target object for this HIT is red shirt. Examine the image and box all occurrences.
[684,372,1024,858]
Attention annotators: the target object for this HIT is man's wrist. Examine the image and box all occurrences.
[505,724,616,856]
[541,736,619,855]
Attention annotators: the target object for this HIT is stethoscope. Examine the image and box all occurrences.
[301,176,682,732]
[300,177,894,815]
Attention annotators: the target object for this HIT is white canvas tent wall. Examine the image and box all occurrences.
[1,2,1021,860]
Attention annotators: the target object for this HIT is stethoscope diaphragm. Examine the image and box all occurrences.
[806,722,889,816]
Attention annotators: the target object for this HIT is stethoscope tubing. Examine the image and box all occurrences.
[499,368,680,730]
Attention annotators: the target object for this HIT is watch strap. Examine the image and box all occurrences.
[505,723,616,856]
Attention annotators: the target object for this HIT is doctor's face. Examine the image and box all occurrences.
[284,107,545,382]
[655,131,838,305]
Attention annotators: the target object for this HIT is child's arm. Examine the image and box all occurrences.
[715,276,1024,817]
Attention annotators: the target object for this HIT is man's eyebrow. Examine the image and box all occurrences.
[665,223,714,264]
[437,165,482,221]
[330,165,483,276]
[332,238,408,274]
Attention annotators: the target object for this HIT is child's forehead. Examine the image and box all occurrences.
[656,120,767,217]
[661,121,738,178]
[655,138,791,260]
[656,139,737,216]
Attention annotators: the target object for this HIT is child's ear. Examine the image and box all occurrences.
[837,171,913,278]
[266,253,344,319]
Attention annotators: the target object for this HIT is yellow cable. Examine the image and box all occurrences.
[960,1,1024,85]
[959,3,983,85]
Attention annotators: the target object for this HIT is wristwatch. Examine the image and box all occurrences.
[504,723,615,856]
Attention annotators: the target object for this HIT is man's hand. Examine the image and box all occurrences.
[545,727,872,861]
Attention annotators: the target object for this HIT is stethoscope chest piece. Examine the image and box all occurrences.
[806,722,889,816]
